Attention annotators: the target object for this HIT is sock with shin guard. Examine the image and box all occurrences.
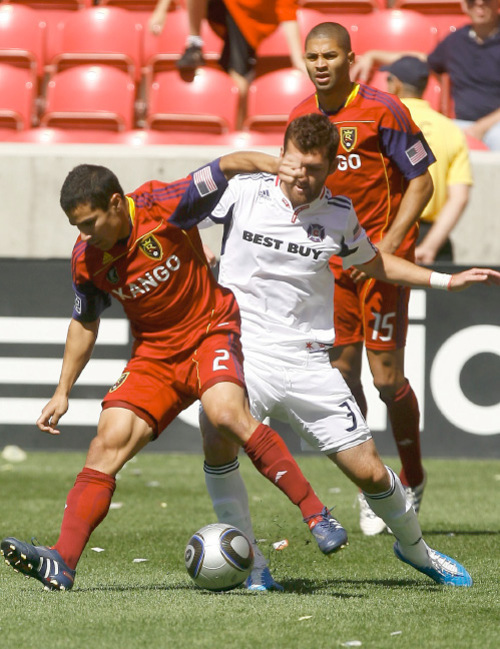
[382,379,424,488]
[364,466,430,566]
[243,423,324,520]
[53,467,116,570]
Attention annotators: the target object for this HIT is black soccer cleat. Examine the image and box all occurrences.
[1,537,75,591]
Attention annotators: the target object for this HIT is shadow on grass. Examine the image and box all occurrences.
[422,529,500,536]
[74,576,435,596]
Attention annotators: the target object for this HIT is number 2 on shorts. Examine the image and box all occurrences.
[213,349,230,371]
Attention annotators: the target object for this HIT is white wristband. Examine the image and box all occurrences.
[429,271,452,290]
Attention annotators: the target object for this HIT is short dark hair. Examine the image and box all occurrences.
[60,164,125,215]
[284,113,340,162]
[305,22,352,53]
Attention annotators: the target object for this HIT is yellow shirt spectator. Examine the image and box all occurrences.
[401,97,473,225]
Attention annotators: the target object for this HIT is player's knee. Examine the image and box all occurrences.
[357,462,391,493]
[373,375,405,402]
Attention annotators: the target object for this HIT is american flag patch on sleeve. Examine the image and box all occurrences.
[405,140,427,166]
[193,166,218,196]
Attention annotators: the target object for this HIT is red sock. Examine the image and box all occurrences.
[243,423,324,519]
[351,382,368,418]
[53,467,116,570]
[382,380,424,487]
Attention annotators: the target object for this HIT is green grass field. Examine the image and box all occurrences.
[1,451,499,649]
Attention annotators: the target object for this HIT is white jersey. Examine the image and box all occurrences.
[209,172,377,355]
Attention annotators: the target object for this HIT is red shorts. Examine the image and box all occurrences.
[332,265,410,351]
[102,330,245,437]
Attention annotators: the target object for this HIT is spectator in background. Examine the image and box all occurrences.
[149,0,305,129]
[351,0,500,150]
[381,56,473,264]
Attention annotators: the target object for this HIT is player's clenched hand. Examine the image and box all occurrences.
[449,267,500,291]
[36,394,69,435]
[278,152,303,184]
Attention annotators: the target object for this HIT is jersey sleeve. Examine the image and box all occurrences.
[337,202,378,269]
[209,176,241,224]
[378,98,436,180]
[71,243,111,322]
[167,159,230,230]
[71,280,111,322]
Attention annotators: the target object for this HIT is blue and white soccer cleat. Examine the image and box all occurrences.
[1,537,76,591]
[245,566,284,592]
[394,541,473,587]
[305,507,348,555]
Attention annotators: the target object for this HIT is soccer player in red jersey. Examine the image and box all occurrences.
[0,153,346,591]
[288,22,435,535]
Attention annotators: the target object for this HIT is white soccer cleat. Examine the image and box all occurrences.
[358,493,387,536]
[404,471,427,514]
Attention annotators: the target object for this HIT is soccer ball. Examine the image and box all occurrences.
[184,523,254,591]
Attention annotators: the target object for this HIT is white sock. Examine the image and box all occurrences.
[364,467,430,567]
[204,458,267,570]
[186,35,203,48]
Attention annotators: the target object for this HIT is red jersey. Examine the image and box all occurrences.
[71,160,240,359]
[289,83,435,256]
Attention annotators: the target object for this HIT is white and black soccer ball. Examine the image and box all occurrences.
[185,523,254,591]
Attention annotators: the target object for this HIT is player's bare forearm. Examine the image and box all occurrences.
[416,184,469,264]
[378,171,433,255]
[219,152,279,179]
[36,318,99,435]
[357,251,500,291]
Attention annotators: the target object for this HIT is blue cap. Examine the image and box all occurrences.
[381,56,429,88]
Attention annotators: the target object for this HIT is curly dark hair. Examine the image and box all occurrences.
[60,164,125,215]
[284,113,340,162]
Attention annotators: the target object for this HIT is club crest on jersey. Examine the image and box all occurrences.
[109,371,129,393]
[139,235,162,260]
[307,224,326,242]
[106,266,119,284]
[340,127,357,152]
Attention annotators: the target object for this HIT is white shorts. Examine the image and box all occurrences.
[243,346,371,455]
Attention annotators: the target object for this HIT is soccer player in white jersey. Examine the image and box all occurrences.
[200,113,500,590]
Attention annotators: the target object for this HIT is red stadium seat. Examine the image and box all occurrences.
[368,69,442,111]
[297,0,382,14]
[392,0,464,13]
[13,127,125,143]
[41,65,136,131]
[0,63,36,130]
[0,4,46,80]
[297,9,367,43]
[244,68,313,133]
[429,13,469,39]
[256,22,294,75]
[46,7,143,81]
[142,9,222,78]
[146,68,239,133]
[97,0,181,9]
[348,10,439,54]
[3,0,91,9]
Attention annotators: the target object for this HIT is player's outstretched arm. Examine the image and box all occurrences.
[36,318,99,435]
[219,152,279,179]
[356,251,500,292]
